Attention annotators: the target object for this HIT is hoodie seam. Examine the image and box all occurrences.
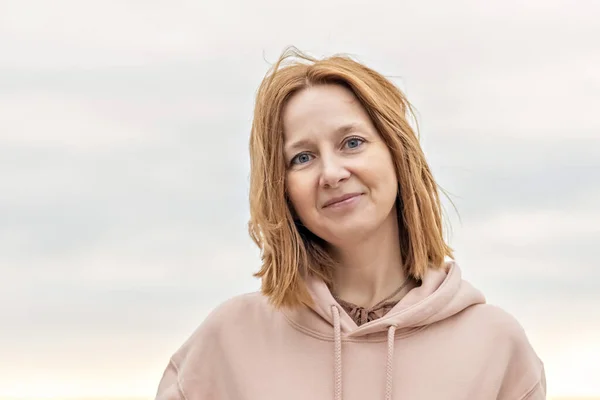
[517,378,543,400]
[170,358,189,400]
[516,359,545,400]
[282,310,427,342]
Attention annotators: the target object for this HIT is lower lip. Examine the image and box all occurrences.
[324,194,362,210]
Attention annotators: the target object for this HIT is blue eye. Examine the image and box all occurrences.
[345,137,364,149]
[291,153,313,165]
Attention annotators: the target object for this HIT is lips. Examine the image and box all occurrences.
[322,193,362,208]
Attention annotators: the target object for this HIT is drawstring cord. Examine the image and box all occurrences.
[332,305,343,400]
[331,305,398,400]
[385,325,397,400]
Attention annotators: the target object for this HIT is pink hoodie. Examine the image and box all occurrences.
[155,261,546,399]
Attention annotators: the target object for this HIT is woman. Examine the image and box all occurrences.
[155,47,546,400]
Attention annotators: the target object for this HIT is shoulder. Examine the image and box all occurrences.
[173,291,273,356]
[464,303,544,357]
[451,303,541,360]
[459,304,545,397]
[206,292,268,323]
[161,292,274,397]
[199,291,272,332]
[460,303,531,342]
[204,291,272,324]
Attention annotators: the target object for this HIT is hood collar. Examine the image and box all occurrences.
[284,260,486,339]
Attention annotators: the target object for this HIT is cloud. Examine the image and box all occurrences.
[0,92,158,149]
[463,208,600,245]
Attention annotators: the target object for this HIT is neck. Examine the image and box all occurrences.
[329,207,413,308]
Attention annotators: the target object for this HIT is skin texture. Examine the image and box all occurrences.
[283,84,410,306]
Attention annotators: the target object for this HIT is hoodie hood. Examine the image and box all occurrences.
[285,260,486,339]
[282,260,487,400]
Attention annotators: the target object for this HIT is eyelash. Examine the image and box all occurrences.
[290,136,365,166]
[344,136,365,149]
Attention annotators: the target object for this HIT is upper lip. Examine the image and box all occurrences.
[322,193,362,208]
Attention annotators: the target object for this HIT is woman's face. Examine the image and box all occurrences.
[282,84,399,247]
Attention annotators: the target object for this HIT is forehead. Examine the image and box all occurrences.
[282,84,372,143]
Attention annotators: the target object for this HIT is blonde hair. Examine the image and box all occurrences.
[248,47,455,309]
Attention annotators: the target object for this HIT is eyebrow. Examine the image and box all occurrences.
[284,123,362,154]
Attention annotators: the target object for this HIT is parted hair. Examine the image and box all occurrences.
[248,46,454,309]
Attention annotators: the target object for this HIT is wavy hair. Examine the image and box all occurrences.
[248,46,455,309]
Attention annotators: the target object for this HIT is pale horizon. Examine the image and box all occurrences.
[1,0,598,398]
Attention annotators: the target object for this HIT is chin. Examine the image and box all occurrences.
[320,221,379,247]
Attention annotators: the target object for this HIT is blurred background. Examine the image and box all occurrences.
[0,0,598,399]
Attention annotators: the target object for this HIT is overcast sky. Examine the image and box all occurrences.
[1,0,599,398]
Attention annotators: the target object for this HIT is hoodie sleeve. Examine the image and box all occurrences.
[154,340,220,400]
[496,318,547,400]
[155,359,185,400]
[154,304,227,400]
[520,364,547,400]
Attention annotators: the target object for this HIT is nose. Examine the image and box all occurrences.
[318,154,351,189]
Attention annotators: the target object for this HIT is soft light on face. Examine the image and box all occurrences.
[282,84,399,248]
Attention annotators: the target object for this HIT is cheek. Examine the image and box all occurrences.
[374,147,396,177]
[382,160,399,196]
[286,174,314,214]
[359,151,396,187]
[364,153,397,197]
